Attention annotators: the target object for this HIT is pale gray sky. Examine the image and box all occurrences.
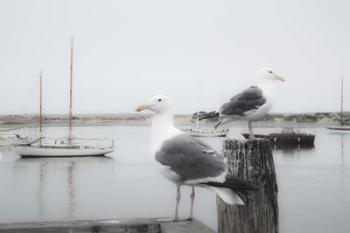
[0,0,349,114]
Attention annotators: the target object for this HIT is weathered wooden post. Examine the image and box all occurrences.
[217,139,278,233]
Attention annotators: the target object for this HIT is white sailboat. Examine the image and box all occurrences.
[327,77,350,131]
[14,39,114,157]
[0,122,39,147]
[0,127,39,146]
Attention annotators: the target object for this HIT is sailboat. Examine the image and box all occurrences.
[14,39,114,157]
[327,78,350,131]
[0,127,39,146]
[0,119,39,146]
[182,111,229,137]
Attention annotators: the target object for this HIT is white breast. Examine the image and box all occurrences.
[151,127,182,155]
[150,112,181,155]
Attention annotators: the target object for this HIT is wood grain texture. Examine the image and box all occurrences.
[217,139,278,233]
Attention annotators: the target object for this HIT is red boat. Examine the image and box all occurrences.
[242,128,315,147]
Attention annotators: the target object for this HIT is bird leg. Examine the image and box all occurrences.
[215,116,231,129]
[174,184,181,221]
[248,120,255,139]
[214,120,222,129]
[188,186,195,221]
[214,115,222,129]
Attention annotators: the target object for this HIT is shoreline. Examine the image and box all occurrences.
[0,112,348,128]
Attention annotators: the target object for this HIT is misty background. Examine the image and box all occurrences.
[0,0,349,115]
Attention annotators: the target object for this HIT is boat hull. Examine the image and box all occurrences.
[13,145,114,157]
[327,127,350,131]
[188,132,227,137]
[182,128,229,137]
[242,133,315,146]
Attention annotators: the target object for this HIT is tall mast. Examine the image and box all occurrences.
[39,71,43,137]
[341,77,344,126]
[69,37,74,138]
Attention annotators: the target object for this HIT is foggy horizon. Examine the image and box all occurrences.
[0,0,349,115]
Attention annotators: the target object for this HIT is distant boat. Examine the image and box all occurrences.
[184,111,229,137]
[242,128,315,147]
[327,126,350,131]
[14,137,114,157]
[0,127,39,146]
[327,77,350,131]
[182,127,229,137]
[14,39,114,157]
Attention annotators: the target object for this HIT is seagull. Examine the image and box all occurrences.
[199,68,285,138]
[136,95,258,221]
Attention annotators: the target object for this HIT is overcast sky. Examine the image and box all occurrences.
[0,0,349,114]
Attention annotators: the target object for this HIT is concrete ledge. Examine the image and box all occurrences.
[161,220,215,233]
[0,218,167,233]
[0,218,215,233]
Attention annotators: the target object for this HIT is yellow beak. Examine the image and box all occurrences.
[135,103,150,112]
[275,75,285,82]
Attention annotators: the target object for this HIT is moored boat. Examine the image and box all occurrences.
[14,39,114,157]
[327,126,350,131]
[242,128,315,146]
[183,127,229,137]
[0,127,39,146]
[184,111,229,137]
[327,78,350,131]
[15,137,113,157]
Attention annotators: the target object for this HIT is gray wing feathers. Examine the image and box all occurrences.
[155,135,227,182]
[220,86,266,116]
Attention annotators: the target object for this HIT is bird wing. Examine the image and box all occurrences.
[219,86,266,116]
[155,134,227,182]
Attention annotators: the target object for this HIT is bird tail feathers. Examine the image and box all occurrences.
[205,177,259,205]
[206,177,259,191]
[208,187,244,205]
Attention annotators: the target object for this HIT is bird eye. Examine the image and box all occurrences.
[269,70,273,74]
[158,98,162,102]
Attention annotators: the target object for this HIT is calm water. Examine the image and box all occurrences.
[0,126,349,233]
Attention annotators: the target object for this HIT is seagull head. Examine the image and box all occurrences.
[258,68,285,82]
[136,95,173,114]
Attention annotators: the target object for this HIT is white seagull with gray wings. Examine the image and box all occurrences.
[136,95,258,220]
[200,68,285,138]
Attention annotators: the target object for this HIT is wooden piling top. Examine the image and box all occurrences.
[218,138,278,233]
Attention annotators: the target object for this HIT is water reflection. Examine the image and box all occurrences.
[272,143,315,162]
[10,156,114,222]
[328,131,350,167]
[273,144,315,152]
[67,162,75,219]
[339,133,347,207]
[37,162,48,217]
[340,133,344,167]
